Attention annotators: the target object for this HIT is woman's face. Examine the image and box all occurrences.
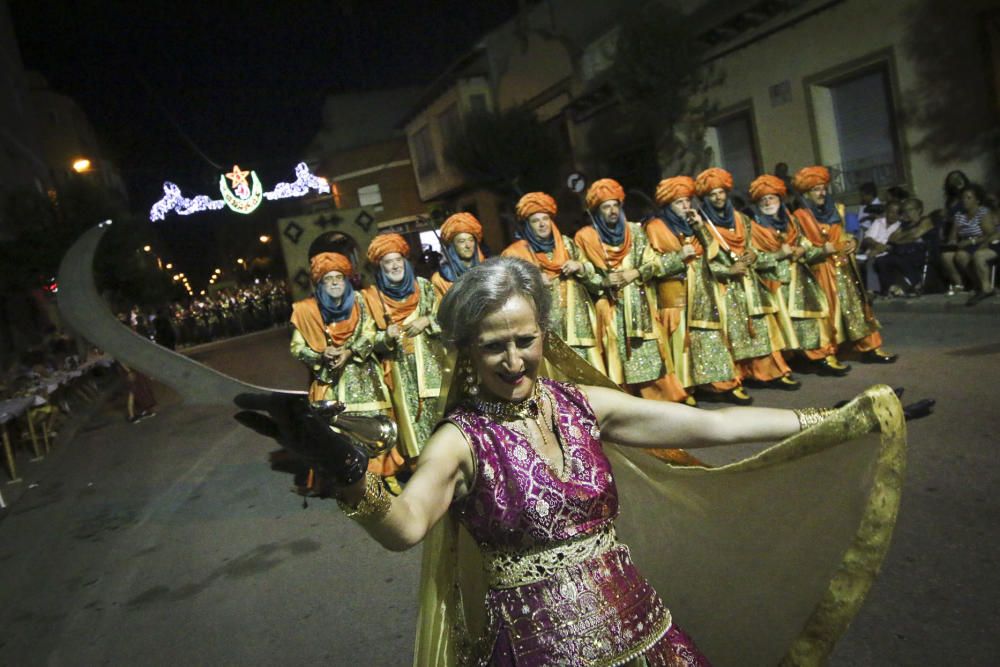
[470,294,544,403]
[320,271,346,300]
[759,194,781,216]
[527,212,553,239]
[668,197,691,217]
[961,189,980,214]
[379,252,406,283]
[947,172,967,190]
[452,233,477,261]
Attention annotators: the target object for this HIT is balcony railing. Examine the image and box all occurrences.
[827,154,902,195]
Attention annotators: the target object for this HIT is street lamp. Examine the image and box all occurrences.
[72,158,92,173]
[142,245,151,252]
[259,235,271,243]
[165,262,173,270]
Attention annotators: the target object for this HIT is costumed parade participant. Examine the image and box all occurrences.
[502,192,605,373]
[289,252,404,484]
[574,178,691,404]
[645,176,746,401]
[695,168,799,390]
[792,167,897,363]
[748,174,849,376]
[236,256,919,666]
[362,234,448,464]
[431,212,486,299]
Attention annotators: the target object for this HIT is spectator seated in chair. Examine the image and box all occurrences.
[940,184,998,305]
[875,198,935,297]
[857,200,902,294]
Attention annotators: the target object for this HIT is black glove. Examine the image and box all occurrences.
[233,391,368,486]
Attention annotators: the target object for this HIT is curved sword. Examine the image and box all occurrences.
[57,223,305,406]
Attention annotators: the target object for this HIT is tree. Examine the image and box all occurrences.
[601,3,721,176]
[445,107,562,198]
[0,179,176,310]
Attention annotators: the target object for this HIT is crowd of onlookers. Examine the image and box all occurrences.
[118,279,292,349]
[818,170,996,305]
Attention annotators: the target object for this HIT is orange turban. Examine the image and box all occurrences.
[515,192,557,220]
[694,168,734,196]
[310,252,353,284]
[366,233,410,265]
[792,166,830,193]
[748,174,788,202]
[654,176,696,206]
[585,178,626,210]
[440,212,483,244]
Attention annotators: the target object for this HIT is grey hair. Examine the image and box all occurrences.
[437,256,551,347]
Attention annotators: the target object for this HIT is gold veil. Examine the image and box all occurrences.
[414,337,906,666]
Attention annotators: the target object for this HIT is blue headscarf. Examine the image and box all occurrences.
[315,279,356,324]
[702,199,736,229]
[591,210,626,246]
[516,220,555,253]
[657,206,695,237]
[376,259,417,301]
[438,243,480,282]
[754,202,791,232]
[805,196,842,225]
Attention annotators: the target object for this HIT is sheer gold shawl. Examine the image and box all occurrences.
[414,337,906,666]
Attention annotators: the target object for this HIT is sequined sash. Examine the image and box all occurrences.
[482,524,618,589]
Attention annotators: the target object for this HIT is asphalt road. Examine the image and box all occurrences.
[1,313,997,666]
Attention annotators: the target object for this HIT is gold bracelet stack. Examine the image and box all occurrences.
[337,471,392,523]
[793,407,837,431]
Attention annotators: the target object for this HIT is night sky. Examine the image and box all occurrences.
[10,1,521,286]
[11,0,521,203]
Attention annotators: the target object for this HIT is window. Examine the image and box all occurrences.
[411,125,438,178]
[706,110,760,196]
[828,68,901,192]
[358,184,382,208]
[438,103,462,153]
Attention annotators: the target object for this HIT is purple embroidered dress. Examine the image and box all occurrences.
[448,378,710,666]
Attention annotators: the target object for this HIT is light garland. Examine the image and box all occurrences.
[149,162,330,221]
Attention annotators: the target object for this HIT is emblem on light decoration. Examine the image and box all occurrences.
[149,162,330,221]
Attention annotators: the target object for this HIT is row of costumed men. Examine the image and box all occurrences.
[289,165,898,485]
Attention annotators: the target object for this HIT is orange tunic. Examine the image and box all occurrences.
[793,209,883,351]
[574,224,689,402]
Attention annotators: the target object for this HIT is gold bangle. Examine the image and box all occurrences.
[337,471,392,523]
[794,407,836,431]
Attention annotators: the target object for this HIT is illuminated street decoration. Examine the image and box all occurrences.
[149,162,330,221]
[219,165,264,214]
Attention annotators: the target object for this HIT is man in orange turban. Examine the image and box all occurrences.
[574,177,691,404]
[290,251,402,489]
[432,212,486,299]
[645,176,744,402]
[695,167,801,392]
[792,166,897,363]
[503,192,604,372]
[748,174,849,377]
[362,233,447,465]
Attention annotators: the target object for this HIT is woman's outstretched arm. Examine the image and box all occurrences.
[337,423,474,551]
[582,385,803,449]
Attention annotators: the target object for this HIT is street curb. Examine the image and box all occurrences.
[871,297,1000,316]
[178,324,292,355]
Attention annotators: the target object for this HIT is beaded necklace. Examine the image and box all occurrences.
[472,383,566,478]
